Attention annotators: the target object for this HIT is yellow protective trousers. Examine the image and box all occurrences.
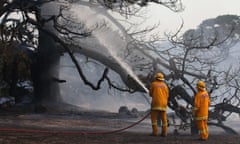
[151,110,168,136]
[196,119,208,140]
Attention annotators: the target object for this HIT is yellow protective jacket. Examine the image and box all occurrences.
[193,90,210,120]
[149,80,169,111]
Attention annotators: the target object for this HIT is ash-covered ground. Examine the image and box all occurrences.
[0,104,239,144]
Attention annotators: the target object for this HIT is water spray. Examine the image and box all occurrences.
[93,31,151,104]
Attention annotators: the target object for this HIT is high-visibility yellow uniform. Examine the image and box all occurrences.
[149,79,169,136]
[193,82,210,140]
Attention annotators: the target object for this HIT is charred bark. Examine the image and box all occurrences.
[31,31,61,112]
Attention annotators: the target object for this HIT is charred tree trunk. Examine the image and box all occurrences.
[31,31,61,112]
[169,85,198,135]
[190,119,198,135]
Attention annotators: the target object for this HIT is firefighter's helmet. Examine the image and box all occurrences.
[155,72,164,80]
[197,80,206,90]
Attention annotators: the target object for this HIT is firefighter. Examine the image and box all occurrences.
[149,72,169,137]
[193,80,210,141]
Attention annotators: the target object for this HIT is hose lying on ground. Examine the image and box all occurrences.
[0,112,151,135]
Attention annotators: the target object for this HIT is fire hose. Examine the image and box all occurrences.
[0,111,151,135]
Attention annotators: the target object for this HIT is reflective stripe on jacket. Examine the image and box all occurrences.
[149,80,169,111]
[194,90,210,120]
